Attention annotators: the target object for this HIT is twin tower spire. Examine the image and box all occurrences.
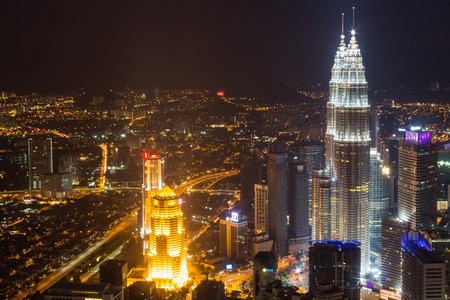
[341,7,356,39]
[323,6,371,275]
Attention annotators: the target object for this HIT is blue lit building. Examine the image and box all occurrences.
[398,130,438,230]
[401,232,445,299]
[309,240,361,300]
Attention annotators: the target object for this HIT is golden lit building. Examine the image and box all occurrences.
[142,153,164,241]
[146,186,188,289]
[143,153,164,191]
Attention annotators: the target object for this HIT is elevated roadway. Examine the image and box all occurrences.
[1,170,240,197]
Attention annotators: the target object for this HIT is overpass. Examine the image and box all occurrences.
[187,189,240,195]
[0,170,240,197]
[173,170,240,195]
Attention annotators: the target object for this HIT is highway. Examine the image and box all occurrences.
[0,170,240,197]
[13,211,138,300]
[9,170,240,298]
[80,241,125,283]
[174,170,240,195]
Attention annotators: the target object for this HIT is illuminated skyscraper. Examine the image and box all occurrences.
[401,232,445,299]
[142,153,165,235]
[254,184,269,234]
[398,130,438,230]
[145,186,187,289]
[381,216,410,293]
[143,153,164,191]
[28,137,53,190]
[369,148,389,255]
[325,11,370,271]
[287,163,309,238]
[311,169,334,241]
[219,212,248,261]
[298,144,324,223]
[268,152,288,256]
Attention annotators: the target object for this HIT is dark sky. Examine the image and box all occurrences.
[1,0,449,94]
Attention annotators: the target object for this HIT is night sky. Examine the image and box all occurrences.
[1,0,449,94]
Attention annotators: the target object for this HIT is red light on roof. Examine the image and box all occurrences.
[217,91,224,97]
[143,152,148,159]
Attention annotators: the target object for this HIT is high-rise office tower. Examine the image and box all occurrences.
[287,163,309,238]
[325,12,371,272]
[268,152,288,256]
[309,240,361,300]
[427,231,450,299]
[398,130,438,230]
[143,153,164,190]
[142,153,164,236]
[371,108,380,150]
[437,149,450,207]
[380,216,410,294]
[311,170,334,241]
[219,212,248,261]
[298,145,324,173]
[401,232,445,299]
[369,148,390,255]
[298,144,324,222]
[145,186,187,289]
[28,137,53,190]
[254,184,269,234]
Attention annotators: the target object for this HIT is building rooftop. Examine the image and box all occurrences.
[309,240,361,248]
[100,259,127,268]
[402,232,444,264]
[45,282,111,295]
[253,251,277,268]
[156,185,176,197]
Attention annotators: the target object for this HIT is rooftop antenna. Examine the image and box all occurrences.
[341,13,344,36]
[352,7,355,32]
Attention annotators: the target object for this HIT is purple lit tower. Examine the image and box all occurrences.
[398,130,438,230]
[324,10,370,273]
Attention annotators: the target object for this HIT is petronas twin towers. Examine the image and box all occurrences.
[324,12,371,272]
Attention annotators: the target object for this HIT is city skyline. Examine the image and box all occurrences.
[1,3,449,298]
[0,1,449,94]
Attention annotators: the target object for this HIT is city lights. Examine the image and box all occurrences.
[0,2,448,298]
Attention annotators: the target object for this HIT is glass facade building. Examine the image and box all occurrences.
[369,148,390,255]
[325,26,370,272]
[398,130,438,230]
[309,240,361,300]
